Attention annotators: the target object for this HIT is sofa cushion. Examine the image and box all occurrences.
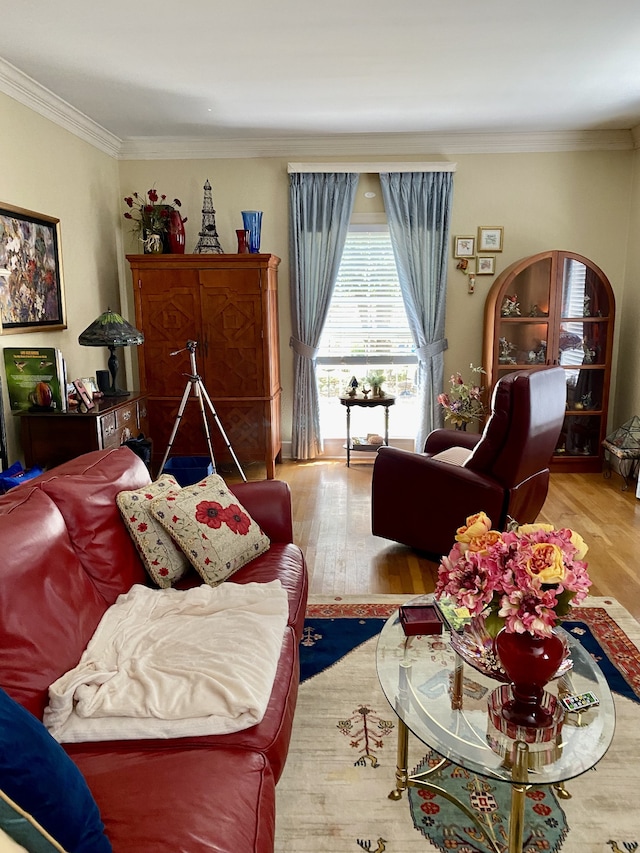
[71,747,275,853]
[116,474,191,588]
[149,474,270,586]
[0,687,111,853]
[37,448,151,603]
[66,624,300,783]
[0,488,108,718]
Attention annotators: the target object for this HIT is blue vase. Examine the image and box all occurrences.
[241,210,263,253]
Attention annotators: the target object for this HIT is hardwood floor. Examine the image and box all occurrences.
[241,457,640,622]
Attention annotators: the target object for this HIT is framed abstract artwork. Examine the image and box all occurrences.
[0,203,67,334]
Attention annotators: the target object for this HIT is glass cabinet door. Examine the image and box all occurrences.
[483,250,615,473]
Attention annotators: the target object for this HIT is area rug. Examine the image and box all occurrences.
[274,595,640,853]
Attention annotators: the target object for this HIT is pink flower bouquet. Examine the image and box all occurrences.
[435,512,591,638]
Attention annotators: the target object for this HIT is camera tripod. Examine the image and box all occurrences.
[159,340,246,482]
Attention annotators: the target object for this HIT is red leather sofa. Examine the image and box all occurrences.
[0,447,308,853]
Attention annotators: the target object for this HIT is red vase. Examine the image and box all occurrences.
[236,229,250,253]
[168,210,186,254]
[494,629,565,728]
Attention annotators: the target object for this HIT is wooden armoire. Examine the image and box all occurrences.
[127,254,282,478]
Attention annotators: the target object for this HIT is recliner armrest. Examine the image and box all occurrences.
[423,428,482,455]
[371,446,505,557]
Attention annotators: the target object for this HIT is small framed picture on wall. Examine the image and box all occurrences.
[476,256,496,275]
[454,236,475,258]
[478,226,504,252]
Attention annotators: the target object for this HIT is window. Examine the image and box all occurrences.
[317,225,418,439]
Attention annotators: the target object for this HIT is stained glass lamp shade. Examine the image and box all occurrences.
[78,309,144,397]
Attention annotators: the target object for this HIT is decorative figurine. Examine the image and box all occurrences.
[582,340,596,364]
[498,337,517,364]
[194,179,224,254]
[500,294,521,317]
[347,376,359,397]
[583,295,591,317]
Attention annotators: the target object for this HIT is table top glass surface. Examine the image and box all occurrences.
[376,594,616,786]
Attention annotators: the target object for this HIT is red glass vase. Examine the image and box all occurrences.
[236,229,250,253]
[494,629,565,728]
[167,210,186,254]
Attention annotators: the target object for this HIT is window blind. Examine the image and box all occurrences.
[317,228,415,362]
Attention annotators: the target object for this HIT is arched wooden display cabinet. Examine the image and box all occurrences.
[482,250,615,472]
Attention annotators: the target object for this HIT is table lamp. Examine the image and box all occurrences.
[78,308,144,397]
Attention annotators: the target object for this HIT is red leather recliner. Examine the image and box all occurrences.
[371,367,567,557]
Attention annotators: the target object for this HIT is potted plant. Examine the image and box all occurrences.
[366,369,386,398]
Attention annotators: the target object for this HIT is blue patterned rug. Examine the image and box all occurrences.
[288,598,640,853]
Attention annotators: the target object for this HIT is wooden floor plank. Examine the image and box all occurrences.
[254,458,640,621]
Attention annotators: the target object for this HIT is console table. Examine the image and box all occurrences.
[339,394,395,466]
[20,394,148,469]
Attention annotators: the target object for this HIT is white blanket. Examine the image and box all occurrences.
[44,580,289,743]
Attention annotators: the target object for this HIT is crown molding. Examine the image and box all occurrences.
[0,57,634,161]
[118,129,634,161]
[0,57,122,157]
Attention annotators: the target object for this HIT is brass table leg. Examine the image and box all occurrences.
[509,741,529,853]
[388,716,409,800]
[451,654,464,710]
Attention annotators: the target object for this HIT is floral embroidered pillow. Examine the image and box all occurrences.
[116,475,191,588]
[148,473,270,586]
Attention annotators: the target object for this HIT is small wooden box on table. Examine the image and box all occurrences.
[20,395,148,469]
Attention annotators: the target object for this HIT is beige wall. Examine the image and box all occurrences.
[118,150,633,448]
[1,89,636,464]
[618,146,640,426]
[0,93,123,464]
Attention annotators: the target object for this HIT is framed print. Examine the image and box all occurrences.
[476,255,496,275]
[73,378,95,410]
[478,226,504,253]
[81,376,99,397]
[0,203,66,334]
[454,236,475,258]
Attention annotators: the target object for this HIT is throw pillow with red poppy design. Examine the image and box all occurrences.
[116,474,191,588]
[148,474,270,586]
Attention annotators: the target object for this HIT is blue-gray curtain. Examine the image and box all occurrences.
[289,172,359,459]
[379,171,453,451]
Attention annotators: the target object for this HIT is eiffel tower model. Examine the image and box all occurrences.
[194,179,224,254]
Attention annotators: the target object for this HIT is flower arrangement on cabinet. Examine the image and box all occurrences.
[435,512,591,639]
[437,364,486,428]
[123,188,186,252]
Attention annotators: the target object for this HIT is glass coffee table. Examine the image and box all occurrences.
[376,594,616,853]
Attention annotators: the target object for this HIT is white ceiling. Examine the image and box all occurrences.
[1,0,640,158]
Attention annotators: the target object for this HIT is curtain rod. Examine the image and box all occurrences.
[287,161,456,173]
